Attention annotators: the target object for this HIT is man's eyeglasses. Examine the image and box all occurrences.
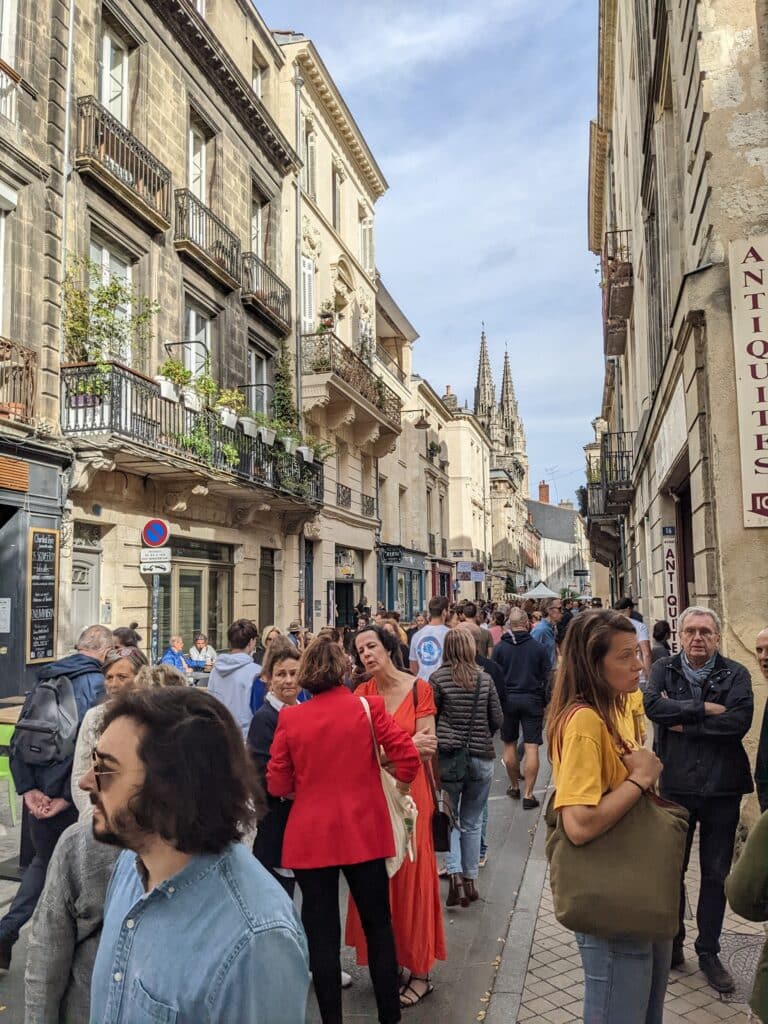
[91,751,120,792]
[682,627,716,638]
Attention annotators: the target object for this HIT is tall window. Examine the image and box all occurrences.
[89,238,132,361]
[99,27,128,124]
[188,123,206,202]
[250,185,270,260]
[331,168,342,232]
[251,49,266,100]
[300,120,316,199]
[301,255,315,333]
[426,487,433,532]
[0,209,7,334]
[359,208,373,275]
[247,342,271,415]
[398,487,407,544]
[184,301,211,376]
[0,0,17,68]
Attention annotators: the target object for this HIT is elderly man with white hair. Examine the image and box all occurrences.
[644,605,754,995]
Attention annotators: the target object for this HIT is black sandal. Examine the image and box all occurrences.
[400,976,434,1008]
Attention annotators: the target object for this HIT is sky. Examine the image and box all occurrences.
[258,0,603,504]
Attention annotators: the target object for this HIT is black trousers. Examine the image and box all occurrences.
[664,792,741,957]
[0,803,77,944]
[295,858,400,1024]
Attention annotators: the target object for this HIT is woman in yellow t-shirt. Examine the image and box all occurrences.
[546,610,666,1024]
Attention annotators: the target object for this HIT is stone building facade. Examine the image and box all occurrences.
[586,0,768,770]
[527,483,590,597]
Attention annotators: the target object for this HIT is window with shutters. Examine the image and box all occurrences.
[184,300,212,377]
[251,44,267,102]
[301,255,315,333]
[250,183,271,261]
[188,122,207,202]
[99,24,129,125]
[247,341,272,415]
[331,168,342,232]
[0,0,17,69]
[359,206,374,275]
[301,120,317,200]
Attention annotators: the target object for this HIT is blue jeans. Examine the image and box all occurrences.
[480,800,488,857]
[575,933,672,1024]
[444,757,494,879]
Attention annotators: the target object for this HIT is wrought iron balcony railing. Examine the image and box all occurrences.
[585,431,635,517]
[361,493,376,518]
[241,253,291,332]
[60,362,322,505]
[336,482,352,509]
[0,59,20,124]
[76,96,172,229]
[375,343,406,385]
[302,333,402,431]
[174,189,241,288]
[603,229,633,321]
[0,338,37,423]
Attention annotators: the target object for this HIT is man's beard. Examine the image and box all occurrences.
[90,793,140,850]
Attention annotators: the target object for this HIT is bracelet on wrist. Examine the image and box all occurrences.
[626,778,646,795]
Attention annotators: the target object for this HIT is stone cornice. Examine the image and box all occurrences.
[588,0,617,255]
[148,0,298,173]
[289,44,387,199]
[588,120,609,254]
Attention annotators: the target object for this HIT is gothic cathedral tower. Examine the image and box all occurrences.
[473,332,529,497]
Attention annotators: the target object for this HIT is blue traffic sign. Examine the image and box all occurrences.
[142,519,170,547]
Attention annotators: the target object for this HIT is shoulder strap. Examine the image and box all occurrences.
[464,674,483,749]
[359,696,383,768]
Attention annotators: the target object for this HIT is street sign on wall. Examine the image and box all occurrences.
[139,562,170,575]
[142,519,170,547]
[662,525,680,653]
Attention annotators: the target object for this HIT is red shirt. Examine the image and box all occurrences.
[267,686,420,869]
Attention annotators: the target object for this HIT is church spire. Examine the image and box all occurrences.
[474,328,496,427]
[500,347,517,423]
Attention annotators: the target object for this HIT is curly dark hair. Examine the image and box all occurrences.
[352,623,405,673]
[100,688,264,854]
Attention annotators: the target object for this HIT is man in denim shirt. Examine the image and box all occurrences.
[82,687,309,1024]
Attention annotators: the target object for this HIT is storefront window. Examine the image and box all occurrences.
[156,554,233,653]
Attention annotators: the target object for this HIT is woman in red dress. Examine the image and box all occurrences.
[346,625,447,1009]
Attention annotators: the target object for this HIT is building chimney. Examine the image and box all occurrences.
[538,481,550,504]
[442,385,458,413]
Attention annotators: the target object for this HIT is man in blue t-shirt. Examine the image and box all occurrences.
[530,598,563,669]
[409,596,450,680]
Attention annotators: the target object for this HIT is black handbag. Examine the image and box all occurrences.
[437,674,482,783]
[427,760,456,852]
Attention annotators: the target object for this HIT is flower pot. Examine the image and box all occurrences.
[69,393,102,409]
[0,401,24,419]
[257,425,277,447]
[239,416,257,438]
[154,376,179,402]
[297,445,314,464]
[319,313,335,329]
[219,407,238,430]
[181,386,201,412]
[280,435,297,455]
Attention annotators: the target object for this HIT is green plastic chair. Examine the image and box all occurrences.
[0,723,18,826]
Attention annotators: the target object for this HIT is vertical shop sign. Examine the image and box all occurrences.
[728,237,768,526]
[661,525,680,653]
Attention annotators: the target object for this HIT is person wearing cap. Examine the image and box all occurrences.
[286,621,303,649]
[614,598,651,683]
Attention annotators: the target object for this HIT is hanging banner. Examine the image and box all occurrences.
[728,236,768,526]
[661,525,680,653]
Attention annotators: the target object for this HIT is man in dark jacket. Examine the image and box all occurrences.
[0,624,112,970]
[491,609,550,809]
[753,626,768,812]
[644,605,753,994]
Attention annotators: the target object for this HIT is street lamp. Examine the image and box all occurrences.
[401,408,430,430]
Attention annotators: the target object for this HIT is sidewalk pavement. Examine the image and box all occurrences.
[487,775,763,1024]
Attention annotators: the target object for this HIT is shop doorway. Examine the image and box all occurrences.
[304,540,314,631]
[336,581,355,628]
[259,548,276,631]
[71,551,100,640]
[675,479,694,609]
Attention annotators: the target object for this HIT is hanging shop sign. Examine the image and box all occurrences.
[661,525,680,653]
[379,544,404,564]
[27,528,59,663]
[728,236,768,526]
[456,561,485,582]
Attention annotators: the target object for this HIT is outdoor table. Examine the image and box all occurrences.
[191,672,209,687]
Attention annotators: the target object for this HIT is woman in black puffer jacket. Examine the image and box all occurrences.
[431,629,502,908]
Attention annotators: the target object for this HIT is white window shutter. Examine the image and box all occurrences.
[307,132,317,199]
[301,256,315,333]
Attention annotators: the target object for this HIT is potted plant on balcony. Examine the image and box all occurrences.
[246,411,277,446]
[318,299,335,332]
[308,437,335,463]
[194,370,219,409]
[176,419,213,466]
[427,440,441,459]
[156,357,191,403]
[296,440,314,464]
[215,388,246,429]
[219,442,240,470]
[279,430,299,456]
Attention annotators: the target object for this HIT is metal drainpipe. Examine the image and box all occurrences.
[59,0,76,359]
[293,61,306,624]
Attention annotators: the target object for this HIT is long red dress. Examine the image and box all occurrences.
[345,677,447,975]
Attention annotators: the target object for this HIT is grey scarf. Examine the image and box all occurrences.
[680,651,717,699]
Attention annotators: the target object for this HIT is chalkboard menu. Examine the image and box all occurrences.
[27,528,59,663]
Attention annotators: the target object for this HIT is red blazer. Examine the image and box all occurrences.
[267,685,420,869]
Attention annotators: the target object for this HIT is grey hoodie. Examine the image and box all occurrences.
[206,653,261,737]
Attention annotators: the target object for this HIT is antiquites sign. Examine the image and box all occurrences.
[728,237,768,526]
[661,526,680,654]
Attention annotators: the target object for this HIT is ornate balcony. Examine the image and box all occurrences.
[76,97,172,231]
[336,482,352,508]
[60,362,322,507]
[0,338,37,423]
[375,343,406,385]
[605,318,627,357]
[361,493,376,518]
[174,189,240,290]
[301,333,402,456]
[241,253,291,334]
[603,230,633,319]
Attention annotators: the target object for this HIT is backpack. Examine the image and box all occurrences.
[10,675,79,764]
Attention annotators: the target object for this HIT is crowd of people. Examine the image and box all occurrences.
[2,593,768,1024]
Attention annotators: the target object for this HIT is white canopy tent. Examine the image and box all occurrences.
[520,582,559,600]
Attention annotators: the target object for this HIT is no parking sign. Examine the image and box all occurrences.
[142,519,170,547]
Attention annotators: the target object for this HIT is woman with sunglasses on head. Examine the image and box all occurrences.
[346,624,445,1010]
[70,646,148,821]
[546,610,668,1024]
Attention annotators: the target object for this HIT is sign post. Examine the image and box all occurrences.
[142,520,170,665]
[662,525,680,653]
